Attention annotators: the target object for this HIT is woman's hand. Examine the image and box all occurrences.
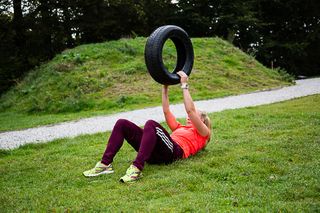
[177,71,188,84]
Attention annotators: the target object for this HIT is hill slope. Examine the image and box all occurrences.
[0,37,292,130]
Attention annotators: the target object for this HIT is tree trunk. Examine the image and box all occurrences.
[39,0,53,58]
[13,0,25,53]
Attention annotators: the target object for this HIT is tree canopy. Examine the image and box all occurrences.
[0,0,319,94]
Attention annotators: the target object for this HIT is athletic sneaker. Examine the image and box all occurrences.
[119,165,142,183]
[83,162,114,177]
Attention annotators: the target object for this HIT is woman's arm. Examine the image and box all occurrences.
[162,85,179,131]
[177,71,210,137]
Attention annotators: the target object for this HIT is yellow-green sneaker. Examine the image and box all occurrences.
[83,162,114,177]
[119,165,142,183]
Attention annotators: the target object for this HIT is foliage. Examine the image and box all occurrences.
[1,0,319,94]
[173,0,320,77]
[0,95,319,211]
[254,0,320,76]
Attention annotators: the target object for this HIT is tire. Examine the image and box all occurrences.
[144,25,194,85]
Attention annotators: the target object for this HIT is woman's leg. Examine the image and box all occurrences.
[101,119,143,165]
[133,120,183,171]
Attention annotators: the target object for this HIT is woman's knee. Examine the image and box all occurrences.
[144,120,158,128]
[114,119,130,129]
[144,120,162,133]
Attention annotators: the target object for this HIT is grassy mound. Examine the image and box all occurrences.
[0,37,293,130]
[0,37,292,114]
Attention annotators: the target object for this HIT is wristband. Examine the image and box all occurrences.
[181,83,189,89]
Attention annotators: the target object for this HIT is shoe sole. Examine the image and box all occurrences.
[83,170,114,177]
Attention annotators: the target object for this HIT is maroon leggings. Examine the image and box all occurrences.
[101,119,184,171]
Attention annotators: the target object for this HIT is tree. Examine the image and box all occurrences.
[174,0,262,47]
[142,0,177,34]
[175,0,320,76]
[0,0,31,93]
[0,13,19,93]
[77,0,147,42]
[256,0,320,76]
[1,0,319,95]
[172,0,213,37]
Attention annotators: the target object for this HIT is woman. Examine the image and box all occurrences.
[83,71,211,183]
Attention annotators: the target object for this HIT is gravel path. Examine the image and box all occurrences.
[1,77,319,150]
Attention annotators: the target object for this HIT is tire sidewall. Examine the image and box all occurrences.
[145,25,194,85]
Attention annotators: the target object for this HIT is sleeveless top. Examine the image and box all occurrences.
[170,123,209,158]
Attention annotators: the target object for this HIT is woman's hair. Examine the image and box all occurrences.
[199,111,212,142]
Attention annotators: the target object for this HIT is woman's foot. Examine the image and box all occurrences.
[119,165,142,183]
[83,162,114,177]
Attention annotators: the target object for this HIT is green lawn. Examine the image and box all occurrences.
[0,37,292,131]
[1,95,319,212]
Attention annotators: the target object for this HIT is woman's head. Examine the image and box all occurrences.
[186,110,211,128]
[199,110,211,142]
[186,110,212,140]
[198,110,211,130]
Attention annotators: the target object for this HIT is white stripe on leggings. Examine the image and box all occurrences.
[155,127,173,152]
[156,132,173,152]
[155,127,173,150]
[156,129,172,150]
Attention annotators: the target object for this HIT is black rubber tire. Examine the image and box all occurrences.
[144,25,194,85]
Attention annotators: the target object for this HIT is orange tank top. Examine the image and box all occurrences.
[170,123,209,158]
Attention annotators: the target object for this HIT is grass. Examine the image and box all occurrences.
[0,37,293,131]
[0,95,319,212]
